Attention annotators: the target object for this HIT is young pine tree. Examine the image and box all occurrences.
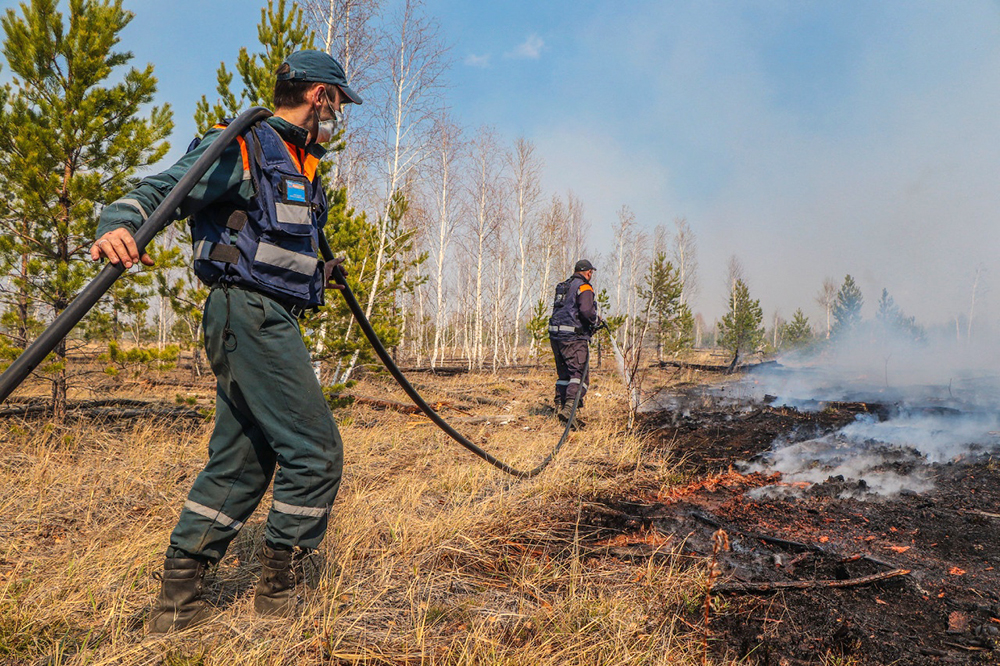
[781,308,813,349]
[875,288,922,342]
[194,0,314,133]
[0,0,171,417]
[316,190,426,384]
[831,274,864,337]
[717,278,764,369]
[637,252,692,361]
[526,298,550,360]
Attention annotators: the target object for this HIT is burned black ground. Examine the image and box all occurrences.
[627,390,1000,665]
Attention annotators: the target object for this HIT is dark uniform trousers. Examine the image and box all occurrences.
[166,286,343,563]
[550,338,590,408]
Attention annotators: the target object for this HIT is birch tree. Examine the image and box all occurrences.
[564,191,588,272]
[671,216,698,308]
[506,136,542,362]
[535,194,566,317]
[815,277,837,339]
[610,205,636,315]
[726,255,745,297]
[464,126,506,370]
[967,266,985,344]
[425,114,463,367]
[363,0,446,328]
[623,229,649,349]
[304,0,381,201]
[522,194,565,361]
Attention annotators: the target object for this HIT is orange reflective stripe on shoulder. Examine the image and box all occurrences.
[579,284,594,293]
[235,136,250,173]
[281,141,308,175]
[208,124,249,172]
[280,140,321,181]
[302,154,320,182]
[281,141,302,172]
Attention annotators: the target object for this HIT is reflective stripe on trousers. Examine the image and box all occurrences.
[550,337,589,407]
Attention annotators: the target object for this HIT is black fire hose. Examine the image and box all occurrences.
[0,101,581,480]
[322,236,584,478]
[0,106,274,404]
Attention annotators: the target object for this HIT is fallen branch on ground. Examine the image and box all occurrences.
[713,568,911,594]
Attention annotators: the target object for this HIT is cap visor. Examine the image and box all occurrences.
[340,84,363,105]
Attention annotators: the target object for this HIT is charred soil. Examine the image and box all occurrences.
[620,388,1000,665]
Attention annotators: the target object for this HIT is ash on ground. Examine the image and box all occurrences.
[632,365,1000,664]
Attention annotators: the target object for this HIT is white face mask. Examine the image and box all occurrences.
[316,96,343,144]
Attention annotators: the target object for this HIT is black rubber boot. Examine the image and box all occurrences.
[254,544,300,617]
[148,558,213,633]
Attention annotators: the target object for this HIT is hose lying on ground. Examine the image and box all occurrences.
[0,103,584,478]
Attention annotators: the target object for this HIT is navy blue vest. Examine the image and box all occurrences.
[190,120,327,308]
[548,275,589,340]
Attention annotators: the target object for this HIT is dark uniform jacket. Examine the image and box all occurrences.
[548,272,598,341]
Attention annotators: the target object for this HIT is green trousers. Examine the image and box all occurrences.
[167,286,343,563]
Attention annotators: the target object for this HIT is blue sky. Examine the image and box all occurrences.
[4,0,1000,329]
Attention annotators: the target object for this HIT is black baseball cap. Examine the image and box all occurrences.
[574,259,595,272]
[278,50,363,105]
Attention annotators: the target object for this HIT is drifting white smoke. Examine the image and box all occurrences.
[740,327,1000,497]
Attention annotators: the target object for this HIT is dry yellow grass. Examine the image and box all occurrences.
[0,363,731,665]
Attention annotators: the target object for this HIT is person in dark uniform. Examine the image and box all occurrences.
[548,259,602,423]
[90,50,361,632]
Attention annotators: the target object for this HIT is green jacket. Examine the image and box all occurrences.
[96,116,326,238]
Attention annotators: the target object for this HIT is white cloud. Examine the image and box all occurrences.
[506,34,544,60]
[464,53,491,68]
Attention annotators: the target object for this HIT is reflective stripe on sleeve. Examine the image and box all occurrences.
[183,500,244,530]
[254,242,317,276]
[114,198,148,221]
[272,500,329,518]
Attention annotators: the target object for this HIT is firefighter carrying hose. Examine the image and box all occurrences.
[90,50,361,633]
[548,259,603,425]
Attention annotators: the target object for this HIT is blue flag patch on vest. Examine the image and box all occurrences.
[285,180,307,203]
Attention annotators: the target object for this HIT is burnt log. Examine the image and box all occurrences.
[658,359,779,373]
